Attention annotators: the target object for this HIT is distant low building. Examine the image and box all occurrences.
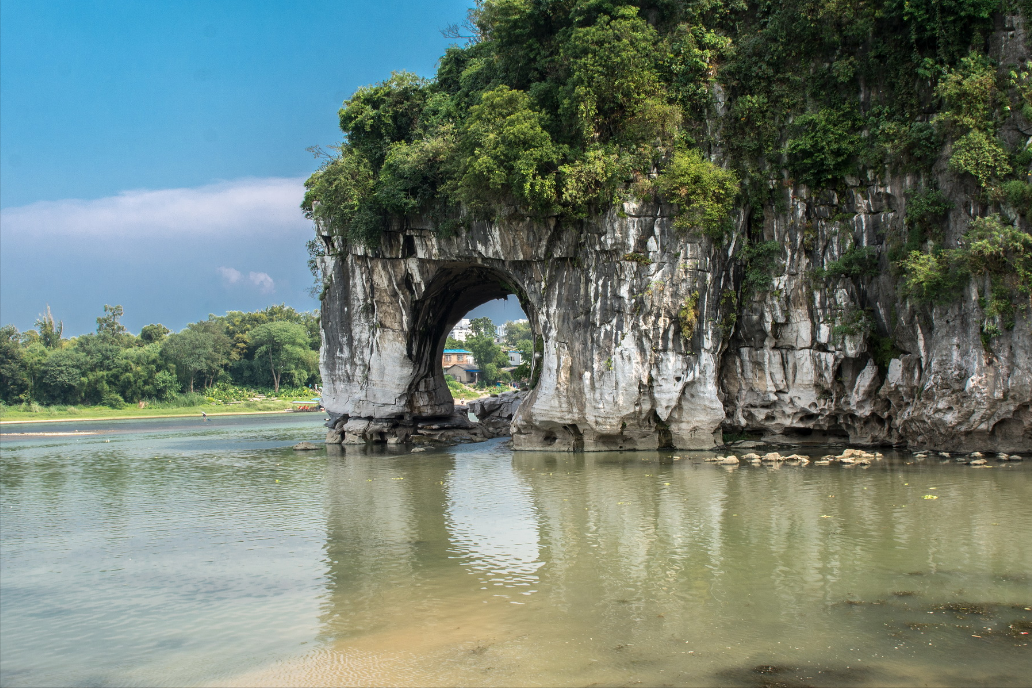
[507,350,522,366]
[445,363,481,384]
[442,348,473,366]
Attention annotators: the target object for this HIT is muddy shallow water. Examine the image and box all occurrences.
[1,416,1029,686]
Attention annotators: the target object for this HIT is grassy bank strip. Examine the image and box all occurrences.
[0,403,312,425]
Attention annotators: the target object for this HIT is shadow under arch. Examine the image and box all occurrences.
[405,262,537,417]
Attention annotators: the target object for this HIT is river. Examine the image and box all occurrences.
[1,415,1029,686]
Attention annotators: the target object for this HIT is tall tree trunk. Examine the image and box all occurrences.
[269,350,279,393]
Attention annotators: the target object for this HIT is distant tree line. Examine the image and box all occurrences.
[0,305,320,408]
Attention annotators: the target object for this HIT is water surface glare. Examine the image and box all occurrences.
[1,416,1030,686]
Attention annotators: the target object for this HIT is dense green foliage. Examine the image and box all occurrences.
[501,319,534,380]
[817,246,881,279]
[899,214,1032,314]
[0,305,321,409]
[677,291,700,342]
[304,0,1032,329]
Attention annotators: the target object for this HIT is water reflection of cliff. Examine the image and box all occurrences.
[316,444,1032,685]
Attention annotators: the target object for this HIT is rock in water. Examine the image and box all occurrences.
[293,442,321,451]
[467,391,527,439]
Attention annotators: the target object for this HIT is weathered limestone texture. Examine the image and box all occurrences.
[714,14,1032,452]
[719,176,1032,452]
[319,203,728,451]
[319,188,1031,452]
[469,391,527,438]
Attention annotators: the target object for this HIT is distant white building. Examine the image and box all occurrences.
[507,350,522,366]
[450,318,472,341]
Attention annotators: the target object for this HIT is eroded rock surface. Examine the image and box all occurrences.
[317,192,1030,452]
[469,391,527,438]
[319,204,727,451]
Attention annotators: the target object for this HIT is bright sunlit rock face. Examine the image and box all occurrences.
[318,191,1031,452]
[318,203,725,451]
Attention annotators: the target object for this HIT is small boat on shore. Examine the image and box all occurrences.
[290,399,323,412]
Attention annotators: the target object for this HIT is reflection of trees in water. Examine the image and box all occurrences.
[510,453,1032,641]
[318,446,1032,661]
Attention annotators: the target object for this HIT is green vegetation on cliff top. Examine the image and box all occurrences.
[304,0,1031,324]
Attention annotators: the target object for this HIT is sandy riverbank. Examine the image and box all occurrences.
[0,409,302,426]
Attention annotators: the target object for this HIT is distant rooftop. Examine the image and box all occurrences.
[445,363,480,371]
[443,349,473,354]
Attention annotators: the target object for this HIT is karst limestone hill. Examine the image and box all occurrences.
[310,2,1031,451]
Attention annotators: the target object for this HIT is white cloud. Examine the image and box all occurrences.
[218,266,243,284]
[218,266,275,293]
[0,177,312,238]
[249,271,275,294]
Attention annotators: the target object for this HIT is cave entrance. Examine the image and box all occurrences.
[406,263,536,417]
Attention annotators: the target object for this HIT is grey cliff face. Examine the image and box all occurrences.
[317,189,1030,452]
[720,178,1031,453]
[318,203,728,451]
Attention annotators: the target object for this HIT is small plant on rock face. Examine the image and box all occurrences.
[818,245,881,279]
[644,280,665,296]
[980,322,1002,351]
[948,129,1012,191]
[891,187,953,262]
[1003,179,1032,223]
[678,292,700,343]
[718,288,739,335]
[833,308,874,337]
[622,252,653,266]
[742,241,782,295]
[899,249,970,304]
[802,222,817,251]
[869,334,901,374]
[656,147,739,239]
[964,215,1032,292]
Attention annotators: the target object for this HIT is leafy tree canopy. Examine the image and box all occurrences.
[304,0,1027,251]
[0,304,321,407]
[248,322,314,393]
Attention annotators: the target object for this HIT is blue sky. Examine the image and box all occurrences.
[1,0,522,335]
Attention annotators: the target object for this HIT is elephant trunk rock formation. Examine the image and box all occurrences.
[319,203,724,451]
[317,197,1031,452]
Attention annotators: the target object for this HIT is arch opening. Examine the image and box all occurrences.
[405,263,535,418]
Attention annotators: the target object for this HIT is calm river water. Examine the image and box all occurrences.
[1,414,1029,687]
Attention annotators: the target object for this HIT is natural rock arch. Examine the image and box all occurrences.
[404,261,537,418]
[318,205,729,450]
[318,194,1032,453]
